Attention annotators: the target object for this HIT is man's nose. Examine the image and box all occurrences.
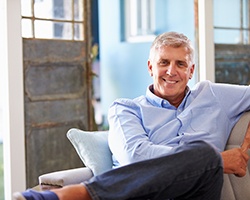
[166,64,177,76]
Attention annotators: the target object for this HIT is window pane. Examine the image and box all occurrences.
[35,20,72,40]
[21,0,84,41]
[74,0,84,21]
[34,20,54,39]
[242,0,249,28]
[214,0,250,44]
[124,0,155,42]
[21,0,32,17]
[34,0,72,20]
[74,23,84,40]
[130,0,138,36]
[214,0,241,28]
[53,0,72,20]
[34,0,53,19]
[22,19,33,38]
[242,30,250,43]
[59,23,73,39]
[214,29,241,44]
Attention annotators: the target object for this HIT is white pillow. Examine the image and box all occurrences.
[67,128,113,176]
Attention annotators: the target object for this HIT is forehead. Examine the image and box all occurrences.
[155,46,190,60]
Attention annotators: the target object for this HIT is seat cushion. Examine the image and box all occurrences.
[67,129,113,176]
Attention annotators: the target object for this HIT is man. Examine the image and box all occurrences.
[14,32,250,200]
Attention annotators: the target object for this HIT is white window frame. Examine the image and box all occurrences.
[198,0,215,82]
[21,0,84,41]
[124,0,156,42]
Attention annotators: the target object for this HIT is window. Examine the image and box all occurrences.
[214,0,250,44]
[21,0,84,40]
[123,0,155,42]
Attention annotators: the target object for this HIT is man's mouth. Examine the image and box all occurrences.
[163,78,178,84]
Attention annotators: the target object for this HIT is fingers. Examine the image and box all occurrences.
[241,150,249,162]
[240,122,250,176]
[235,149,249,177]
[222,148,249,177]
[241,143,249,153]
[238,149,248,168]
[234,168,247,177]
[241,122,250,152]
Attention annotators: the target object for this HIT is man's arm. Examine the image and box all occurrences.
[108,101,173,165]
[221,122,250,177]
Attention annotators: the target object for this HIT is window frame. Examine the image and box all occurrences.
[214,0,250,44]
[123,0,156,43]
[21,0,84,41]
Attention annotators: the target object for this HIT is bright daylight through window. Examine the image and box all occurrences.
[21,0,84,40]
[214,0,250,44]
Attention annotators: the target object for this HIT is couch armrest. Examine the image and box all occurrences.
[221,111,250,200]
[38,167,93,190]
[226,111,250,170]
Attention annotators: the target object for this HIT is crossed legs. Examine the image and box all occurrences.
[14,141,223,200]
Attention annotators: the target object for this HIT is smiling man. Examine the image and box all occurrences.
[14,32,250,200]
[148,37,194,107]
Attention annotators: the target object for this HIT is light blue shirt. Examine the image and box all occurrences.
[108,81,250,167]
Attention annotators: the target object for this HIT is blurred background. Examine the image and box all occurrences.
[1,0,250,199]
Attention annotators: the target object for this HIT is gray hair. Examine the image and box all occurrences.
[149,32,195,64]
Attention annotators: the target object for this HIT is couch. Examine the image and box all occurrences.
[39,111,250,200]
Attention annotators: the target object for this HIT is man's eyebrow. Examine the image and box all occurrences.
[157,59,169,63]
[176,59,188,63]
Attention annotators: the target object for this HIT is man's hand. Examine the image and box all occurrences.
[221,122,250,177]
[221,148,249,177]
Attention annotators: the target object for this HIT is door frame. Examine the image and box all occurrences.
[1,0,26,198]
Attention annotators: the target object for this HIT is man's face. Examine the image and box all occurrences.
[148,46,194,107]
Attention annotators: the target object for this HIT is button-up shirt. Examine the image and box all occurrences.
[108,81,250,167]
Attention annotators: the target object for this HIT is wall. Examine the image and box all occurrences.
[98,0,195,123]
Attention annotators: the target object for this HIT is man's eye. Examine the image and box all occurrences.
[160,61,168,65]
[177,61,186,67]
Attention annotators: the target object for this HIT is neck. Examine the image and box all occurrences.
[150,85,187,108]
[169,96,184,108]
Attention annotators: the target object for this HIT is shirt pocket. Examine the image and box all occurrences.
[189,107,218,134]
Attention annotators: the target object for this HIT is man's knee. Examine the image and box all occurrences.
[189,141,222,169]
[173,140,223,168]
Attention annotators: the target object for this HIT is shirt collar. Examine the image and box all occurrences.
[146,84,191,109]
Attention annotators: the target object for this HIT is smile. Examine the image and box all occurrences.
[163,78,178,84]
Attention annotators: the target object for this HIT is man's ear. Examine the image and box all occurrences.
[189,64,195,79]
[148,60,153,76]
